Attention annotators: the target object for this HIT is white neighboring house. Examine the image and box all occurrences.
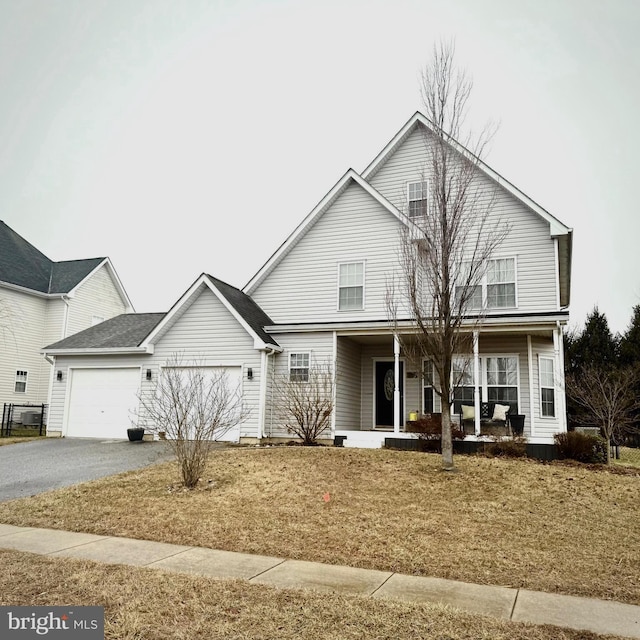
[0,221,133,422]
[42,112,573,446]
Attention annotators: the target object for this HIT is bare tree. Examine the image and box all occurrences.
[388,41,508,471]
[273,360,335,445]
[566,365,640,463]
[137,355,248,487]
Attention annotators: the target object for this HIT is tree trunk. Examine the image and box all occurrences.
[441,405,455,471]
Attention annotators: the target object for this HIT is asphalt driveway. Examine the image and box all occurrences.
[0,438,174,502]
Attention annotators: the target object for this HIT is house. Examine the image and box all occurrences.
[42,112,573,446]
[0,221,134,417]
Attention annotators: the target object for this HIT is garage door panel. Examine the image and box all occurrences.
[66,368,141,439]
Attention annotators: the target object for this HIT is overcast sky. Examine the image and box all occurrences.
[1,0,638,334]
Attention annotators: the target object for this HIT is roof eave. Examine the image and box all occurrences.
[41,345,154,356]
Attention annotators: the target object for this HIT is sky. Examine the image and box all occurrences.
[1,0,639,334]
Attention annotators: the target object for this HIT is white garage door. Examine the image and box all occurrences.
[162,366,242,443]
[66,368,141,439]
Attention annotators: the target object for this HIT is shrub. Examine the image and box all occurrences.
[486,437,527,458]
[554,431,608,464]
[407,414,464,453]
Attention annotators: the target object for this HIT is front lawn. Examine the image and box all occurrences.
[0,447,637,605]
[0,550,625,640]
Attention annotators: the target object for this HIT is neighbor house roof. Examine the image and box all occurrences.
[0,220,134,308]
[43,313,166,353]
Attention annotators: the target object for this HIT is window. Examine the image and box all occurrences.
[539,357,555,417]
[289,353,310,382]
[451,355,520,414]
[487,259,516,308]
[407,181,428,218]
[423,361,435,413]
[454,257,517,310]
[15,370,27,393]
[486,356,518,405]
[338,262,364,311]
[452,357,475,413]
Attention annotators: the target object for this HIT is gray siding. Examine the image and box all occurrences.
[368,126,559,313]
[150,285,263,439]
[335,337,362,430]
[252,181,403,324]
[0,288,50,406]
[264,332,334,438]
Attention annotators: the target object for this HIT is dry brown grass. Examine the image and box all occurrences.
[0,436,45,446]
[0,447,638,605]
[0,550,626,640]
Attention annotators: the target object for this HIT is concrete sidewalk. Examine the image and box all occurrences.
[1,523,638,639]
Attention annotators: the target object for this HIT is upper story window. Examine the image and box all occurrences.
[487,258,516,308]
[289,353,310,382]
[407,181,429,218]
[15,370,28,393]
[539,356,555,417]
[338,262,364,311]
[456,257,517,310]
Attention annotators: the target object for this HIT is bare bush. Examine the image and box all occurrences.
[273,361,335,445]
[138,355,248,487]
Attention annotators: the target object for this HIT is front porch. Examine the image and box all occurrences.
[333,324,566,446]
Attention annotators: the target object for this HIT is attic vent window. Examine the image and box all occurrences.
[407,181,428,218]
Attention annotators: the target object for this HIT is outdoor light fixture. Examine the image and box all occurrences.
[56,370,63,381]
[247,368,253,380]
[146,369,152,381]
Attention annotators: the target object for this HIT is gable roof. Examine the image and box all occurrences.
[0,220,134,307]
[362,111,573,238]
[142,273,281,351]
[246,112,573,308]
[244,169,405,294]
[43,313,165,353]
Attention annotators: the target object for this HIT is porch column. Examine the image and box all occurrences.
[527,335,536,437]
[394,334,401,435]
[554,323,567,432]
[473,331,481,436]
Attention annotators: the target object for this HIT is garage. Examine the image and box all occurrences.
[65,368,141,439]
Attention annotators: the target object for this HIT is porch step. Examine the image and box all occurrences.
[334,430,413,449]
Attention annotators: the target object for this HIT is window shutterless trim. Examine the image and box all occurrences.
[289,352,310,382]
[538,355,556,418]
[336,260,365,311]
[14,369,28,393]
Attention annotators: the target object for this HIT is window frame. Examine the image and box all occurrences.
[422,360,435,414]
[406,180,429,218]
[539,356,556,418]
[455,257,518,311]
[337,261,365,311]
[289,352,310,383]
[485,355,519,406]
[14,370,28,393]
[451,354,521,413]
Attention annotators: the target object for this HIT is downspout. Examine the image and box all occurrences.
[61,295,71,339]
[259,348,276,440]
